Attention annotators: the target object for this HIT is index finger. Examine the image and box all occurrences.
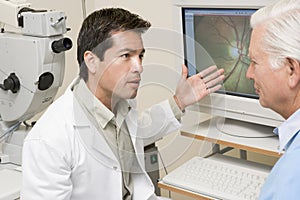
[198,65,218,78]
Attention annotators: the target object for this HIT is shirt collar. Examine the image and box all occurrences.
[74,78,131,129]
[275,108,300,152]
[75,79,114,128]
[114,100,131,129]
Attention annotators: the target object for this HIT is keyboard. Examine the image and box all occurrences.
[162,155,271,200]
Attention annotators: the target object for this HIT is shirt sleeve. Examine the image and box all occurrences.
[168,97,185,121]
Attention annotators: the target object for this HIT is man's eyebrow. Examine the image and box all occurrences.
[118,48,145,54]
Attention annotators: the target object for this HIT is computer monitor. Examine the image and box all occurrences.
[177,1,284,137]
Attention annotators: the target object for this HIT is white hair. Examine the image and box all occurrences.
[251,0,300,69]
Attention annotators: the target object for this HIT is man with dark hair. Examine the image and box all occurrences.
[21,8,224,200]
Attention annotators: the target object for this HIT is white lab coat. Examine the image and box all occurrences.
[21,85,181,200]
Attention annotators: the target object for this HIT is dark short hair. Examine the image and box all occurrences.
[77,8,151,81]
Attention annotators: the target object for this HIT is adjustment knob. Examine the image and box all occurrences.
[0,73,20,93]
[38,72,54,90]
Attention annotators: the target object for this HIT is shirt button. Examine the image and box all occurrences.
[113,166,118,170]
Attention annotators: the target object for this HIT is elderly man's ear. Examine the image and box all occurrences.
[287,57,300,88]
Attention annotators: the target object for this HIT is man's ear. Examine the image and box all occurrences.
[84,51,98,74]
[287,57,300,88]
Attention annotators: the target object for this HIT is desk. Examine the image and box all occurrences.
[158,182,212,200]
[0,145,22,200]
[181,111,280,157]
[158,111,281,199]
[0,164,21,200]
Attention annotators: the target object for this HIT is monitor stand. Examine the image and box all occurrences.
[214,117,276,138]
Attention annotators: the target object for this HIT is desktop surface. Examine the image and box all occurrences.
[181,111,280,157]
[0,168,22,200]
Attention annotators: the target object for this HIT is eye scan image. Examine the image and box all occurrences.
[193,14,257,98]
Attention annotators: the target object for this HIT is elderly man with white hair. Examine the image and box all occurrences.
[246,0,300,199]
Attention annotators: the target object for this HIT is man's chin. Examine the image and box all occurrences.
[123,90,138,99]
[259,98,268,108]
[129,92,138,99]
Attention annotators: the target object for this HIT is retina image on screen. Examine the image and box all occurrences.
[184,8,257,98]
[182,7,284,137]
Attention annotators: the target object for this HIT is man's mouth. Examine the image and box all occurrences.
[128,79,141,88]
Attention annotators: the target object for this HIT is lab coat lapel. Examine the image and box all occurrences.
[72,95,119,166]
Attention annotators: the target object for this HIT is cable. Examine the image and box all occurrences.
[157,150,171,198]
[0,121,22,143]
[157,150,168,175]
[81,0,87,19]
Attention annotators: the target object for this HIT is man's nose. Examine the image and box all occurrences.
[132,57,143,73]
[246,64,254,80]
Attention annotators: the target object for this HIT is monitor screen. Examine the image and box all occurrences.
[183,8,257,99]
[181,6,284,129]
